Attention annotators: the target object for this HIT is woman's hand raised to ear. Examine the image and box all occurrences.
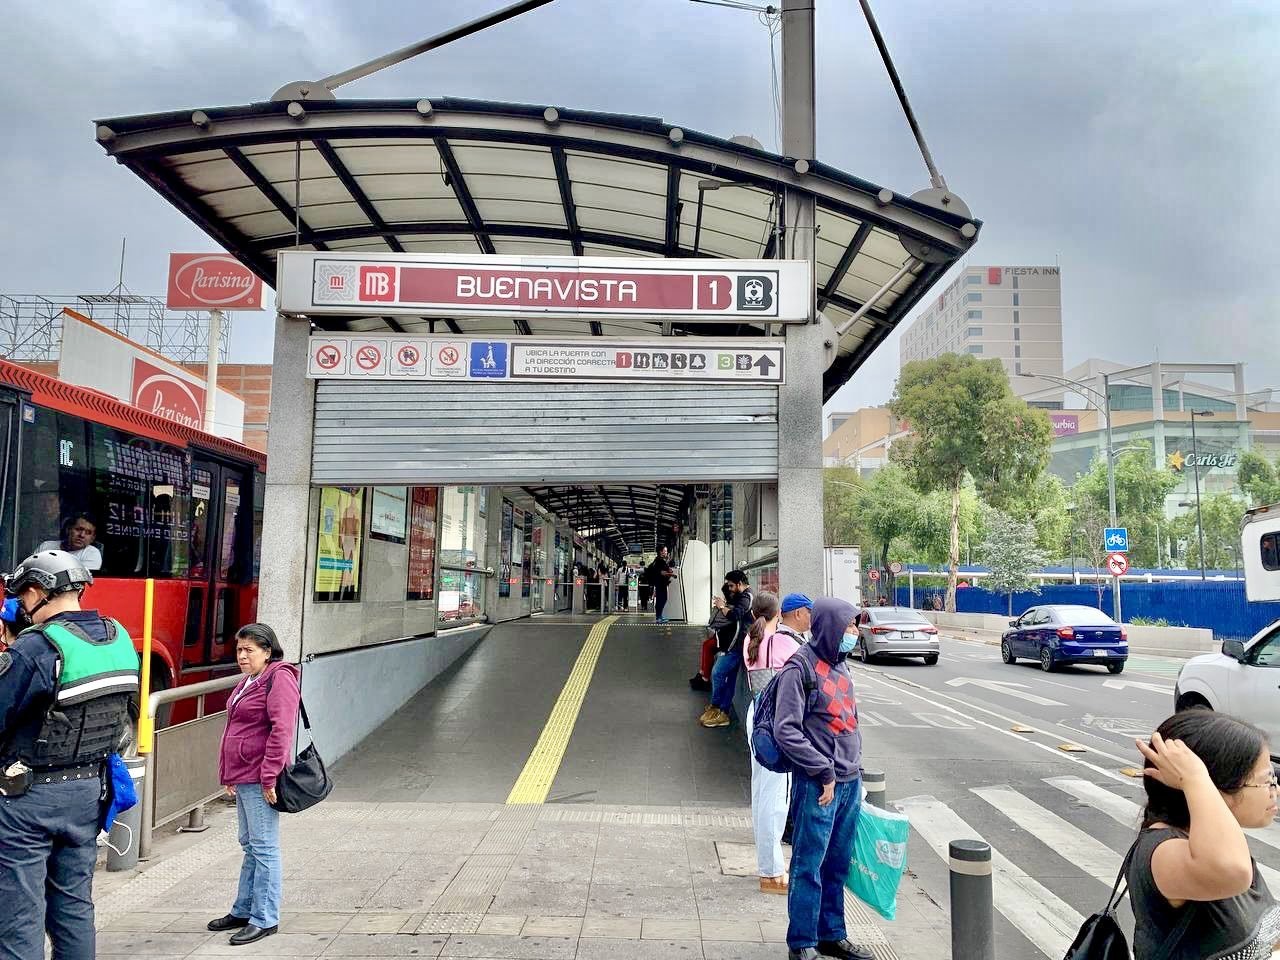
[1136,731,1212,791]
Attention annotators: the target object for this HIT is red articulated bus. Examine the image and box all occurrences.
[0,359,264,716]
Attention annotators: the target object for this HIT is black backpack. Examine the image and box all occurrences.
[1064,837,1196,959]
[750,656,817,774]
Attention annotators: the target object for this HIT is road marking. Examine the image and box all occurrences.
[506,615,618,804]
[1102,678,1175,695]
[897,795,1083,959]
[945,677,1066,706]
[853,669,1135,783]
[1047,776,1280,887]
[973,785,1123,884]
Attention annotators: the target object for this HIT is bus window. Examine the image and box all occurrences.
[219,477,242,581]
[189,466,213,580]
[16,408,92,565]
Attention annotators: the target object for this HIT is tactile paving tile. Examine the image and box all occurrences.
[430,862,510,913]
[415,912,484,934]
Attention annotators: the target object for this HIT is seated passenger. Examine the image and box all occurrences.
[37,512,102,572]
[689,580,734,691]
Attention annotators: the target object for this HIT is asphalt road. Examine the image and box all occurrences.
[855,634,1280,960]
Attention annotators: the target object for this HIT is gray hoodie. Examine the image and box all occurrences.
[772,597,863,785]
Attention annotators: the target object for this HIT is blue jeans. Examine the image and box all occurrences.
[655,585,669,620]
[787,776,862,950]
[232,784,282,928]
[710,651,741,711]
[745,699,790,877]
[0,777,100,960]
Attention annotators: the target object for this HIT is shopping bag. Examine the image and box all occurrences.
[845,797,910,920]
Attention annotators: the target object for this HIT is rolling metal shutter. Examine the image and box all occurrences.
[312,381,778,485]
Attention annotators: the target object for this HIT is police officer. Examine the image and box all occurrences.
[0,550,140,960]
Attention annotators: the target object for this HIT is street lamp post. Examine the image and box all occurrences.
[1189,409,1214,580]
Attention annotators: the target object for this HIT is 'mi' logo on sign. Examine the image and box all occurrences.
[1103,527,1129,552]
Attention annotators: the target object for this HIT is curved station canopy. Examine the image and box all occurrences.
[94,96,978,557]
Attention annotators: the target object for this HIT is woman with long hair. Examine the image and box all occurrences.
[1129,710,1280,958]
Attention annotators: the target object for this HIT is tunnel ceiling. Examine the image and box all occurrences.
[522,483,695,557]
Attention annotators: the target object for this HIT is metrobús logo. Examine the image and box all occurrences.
[131,358,206,430]
[166,253,263,310]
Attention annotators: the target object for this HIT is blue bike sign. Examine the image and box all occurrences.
[1103,527,1129,553]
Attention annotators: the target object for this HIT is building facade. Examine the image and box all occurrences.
[899,265,1064,398]
[822,406,904,472]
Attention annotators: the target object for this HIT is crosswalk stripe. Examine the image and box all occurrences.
[1046,776,1280,889]
[897,795,1084,959]
[972,785,1122,885]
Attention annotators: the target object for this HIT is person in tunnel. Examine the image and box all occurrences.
[644,546,678,623]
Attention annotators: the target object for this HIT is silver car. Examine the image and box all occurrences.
[856,607,940,665]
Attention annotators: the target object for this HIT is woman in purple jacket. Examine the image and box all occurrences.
[207,623,301,947]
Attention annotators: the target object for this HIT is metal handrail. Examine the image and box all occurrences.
[138,674,241,860]
[439,563,495,576]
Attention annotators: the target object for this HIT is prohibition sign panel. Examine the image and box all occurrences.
[350,339,387,377]
[1107,552,1129,577]
[309,339,347,376]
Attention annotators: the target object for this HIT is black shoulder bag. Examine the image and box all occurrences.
[1064,835,1198,959]
[265,672,334,814]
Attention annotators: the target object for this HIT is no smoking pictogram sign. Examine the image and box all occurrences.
[397,345,420,366]
[315,344,342,369]
[356,344,382,370]
[438,345,460,366]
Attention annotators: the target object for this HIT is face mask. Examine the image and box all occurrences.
[839,632,858,654]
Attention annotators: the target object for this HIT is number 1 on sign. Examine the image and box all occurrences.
[698,275,731,310]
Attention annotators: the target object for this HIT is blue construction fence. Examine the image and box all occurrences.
[895,579,1280,640]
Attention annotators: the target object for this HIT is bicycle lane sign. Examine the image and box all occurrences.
[1103,527,1129,552]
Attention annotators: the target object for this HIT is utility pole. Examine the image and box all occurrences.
[777,0,825,597]
[203,308,223,433]
[1102,371,1122,622]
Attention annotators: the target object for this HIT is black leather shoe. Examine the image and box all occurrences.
[229,924,278,945]
[688,674,711,691]
[788,950,821,960]
[206,914,249,932]
[817,939,874,960]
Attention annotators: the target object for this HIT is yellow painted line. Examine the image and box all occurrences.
[506,615,618,805]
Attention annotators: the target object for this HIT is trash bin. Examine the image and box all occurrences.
[106,756,147,872]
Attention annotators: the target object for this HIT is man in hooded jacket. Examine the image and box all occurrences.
[772,597,872,960]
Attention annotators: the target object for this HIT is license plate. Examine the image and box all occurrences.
[901,632,914,639]
[1094,648,1108,657]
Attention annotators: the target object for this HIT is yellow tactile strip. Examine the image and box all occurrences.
[506,615,618,804]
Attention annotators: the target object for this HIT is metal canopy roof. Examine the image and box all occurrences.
[523,483,694,559]
[95,97,978,400]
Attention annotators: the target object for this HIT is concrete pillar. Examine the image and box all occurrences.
[256,314,316,663]
[777,0,823,599]
[1235,363,1248,422]
[1151,361,1164,420]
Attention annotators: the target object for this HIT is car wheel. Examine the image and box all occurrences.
[924,654,939,665]
[1001,640,1015,664]
[1040,647,1055,672]
[859,640,870,663]
[1176,693,1211,711]
[1107,661,1125,675]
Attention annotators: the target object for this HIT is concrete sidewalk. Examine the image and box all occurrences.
[92,798,949,959]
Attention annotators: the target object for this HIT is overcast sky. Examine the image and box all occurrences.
[2,0,1277,413]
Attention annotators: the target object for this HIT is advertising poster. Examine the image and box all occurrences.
[370,486,408,543]
[499,500,514,598]
[522,520,533,599]
[315,486,364,601]
[406,487,438,601]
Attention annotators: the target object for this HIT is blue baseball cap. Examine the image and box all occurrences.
[781,593,814,613]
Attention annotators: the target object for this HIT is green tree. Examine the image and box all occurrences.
[823,467,866,546]
[1169,493,1248,571]
[852,463,920,569]
[1239,451,1280,507]
[1072,443,1180,569]
[1004,473,1072,558]
[908,482,983,566]
[978,509,1049,615]
[889,354,1053,611]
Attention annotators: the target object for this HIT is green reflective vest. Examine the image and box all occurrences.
[37,619,140,706]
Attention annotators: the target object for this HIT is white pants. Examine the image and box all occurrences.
[745,699,791,878]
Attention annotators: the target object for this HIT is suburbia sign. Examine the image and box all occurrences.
[166,253,263,310]
[277,252,811,322]
[131,358,206,430]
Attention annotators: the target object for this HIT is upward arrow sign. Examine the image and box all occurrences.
[753,354,776,378]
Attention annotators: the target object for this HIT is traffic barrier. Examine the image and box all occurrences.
[863,769,886,809]
[949,839,994,960]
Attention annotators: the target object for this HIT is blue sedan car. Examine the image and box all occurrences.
[1001,604,1129,673]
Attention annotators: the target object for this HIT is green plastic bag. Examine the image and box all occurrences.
[846,797,910,920]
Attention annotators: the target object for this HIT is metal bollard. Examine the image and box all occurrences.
[179,805,209,833]
[949,839,994,960]
[863,770,886,809]
[106,756,147,872]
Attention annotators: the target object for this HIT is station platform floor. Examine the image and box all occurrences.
[91,617,940,959]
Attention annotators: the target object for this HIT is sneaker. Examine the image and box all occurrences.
[698,705,716,722]
[700,708,730,728]
[759,875,788,895]
[688,674,711,691]
[817,939,874,960]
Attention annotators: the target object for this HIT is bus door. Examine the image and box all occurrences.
[187,457,254,668]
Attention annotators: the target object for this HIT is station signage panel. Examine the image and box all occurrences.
[278,252,811,323]
[307,336,785,384]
